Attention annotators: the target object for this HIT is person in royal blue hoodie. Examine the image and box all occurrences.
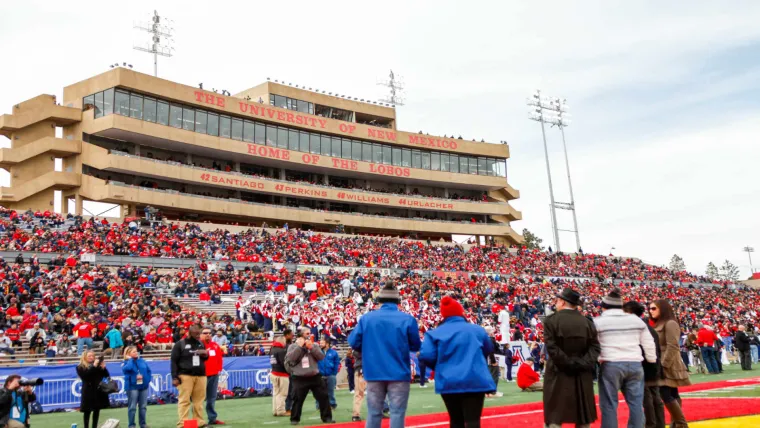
[348,281,421,428]
[419,296,496,427]
[122,346,152,428]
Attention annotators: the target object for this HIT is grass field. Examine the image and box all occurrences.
[29,364,759,427]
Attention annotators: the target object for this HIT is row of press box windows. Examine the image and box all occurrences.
[83,88,507,177]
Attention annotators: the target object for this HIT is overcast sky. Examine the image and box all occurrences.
[1,0,758,278]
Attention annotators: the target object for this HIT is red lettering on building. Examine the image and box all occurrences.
[331,158,358,171]
[397,198,455,210]
[194,91,225,108]
[339,123,357,134]
[302,153,320,164]
[246,144,291,161]
[407,135,459,151]
[367,128,397,142]
[368,164,410,177]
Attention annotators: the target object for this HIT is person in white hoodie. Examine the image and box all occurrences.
[594,289,656,428]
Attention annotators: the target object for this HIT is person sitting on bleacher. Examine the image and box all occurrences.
[56,333,75,356]
[0,331,14,356]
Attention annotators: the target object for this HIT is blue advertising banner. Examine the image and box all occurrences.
[0,356,272,411]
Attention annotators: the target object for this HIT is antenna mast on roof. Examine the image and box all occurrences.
[377,70,405,107]
[133,10,175,77]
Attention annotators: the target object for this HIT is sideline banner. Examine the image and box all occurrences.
[495,340,532,370]
[0,356,272,411]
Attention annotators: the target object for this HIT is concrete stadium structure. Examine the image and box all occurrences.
[0,68,522,243]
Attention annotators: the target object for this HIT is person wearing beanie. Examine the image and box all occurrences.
[348,281,421,428]
[593,289,656,428]
[418,296,496,427]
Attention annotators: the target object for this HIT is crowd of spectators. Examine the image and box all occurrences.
[0,207,755,363]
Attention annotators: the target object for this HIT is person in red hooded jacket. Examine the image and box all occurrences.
[516,357,543,392]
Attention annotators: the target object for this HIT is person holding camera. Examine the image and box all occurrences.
[122,346,152,428]
[0,375,36,428]
[76,351,110,428]
[170,325,208,428]
[285,327,334,425]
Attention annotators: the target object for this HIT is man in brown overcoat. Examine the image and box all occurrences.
[543,288,601,428]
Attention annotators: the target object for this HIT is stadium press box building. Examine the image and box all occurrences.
[0,68,522,243]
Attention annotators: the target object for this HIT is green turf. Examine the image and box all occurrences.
[28,364,758,427]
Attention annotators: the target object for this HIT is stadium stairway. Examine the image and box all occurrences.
[175,291,264,317]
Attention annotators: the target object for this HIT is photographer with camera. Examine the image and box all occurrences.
[76,351,110,428]
[0,375,37,428]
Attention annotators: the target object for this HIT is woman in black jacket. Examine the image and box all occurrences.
[76,350,110,428]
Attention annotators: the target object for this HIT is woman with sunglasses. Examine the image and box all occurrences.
[649,300,691,427]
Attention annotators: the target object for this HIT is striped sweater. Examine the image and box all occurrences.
[594,309,657,363]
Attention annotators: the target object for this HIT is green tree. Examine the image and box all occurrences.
[705,262,719,279]
[669,254,686,272]
[522,228,544,250]
[719,259,740,282]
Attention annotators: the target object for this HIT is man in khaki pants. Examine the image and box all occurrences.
[352,350,366,422]
[268,337,290,416]
[171,325,209,428]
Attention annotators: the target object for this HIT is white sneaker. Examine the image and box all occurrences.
[493,392,503,397]
[420,384,428,388]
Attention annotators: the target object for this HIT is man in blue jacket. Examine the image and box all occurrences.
[348,281,421,428]
[317,337,341,411]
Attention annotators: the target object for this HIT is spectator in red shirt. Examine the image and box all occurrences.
[5,324,22,348]
[199,290,211,306]
[516,357,543,392]
[696,325,720,374]
[75,318,96,355]
[144,328,160,350]
[202,326,225,425]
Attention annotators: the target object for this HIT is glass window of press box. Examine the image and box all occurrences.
[270,94,315,115]
[83,88,508,178]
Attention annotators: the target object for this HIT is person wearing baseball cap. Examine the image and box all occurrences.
[419,295,496,427]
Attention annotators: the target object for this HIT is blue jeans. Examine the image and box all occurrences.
[701,347,719,373]
[206,374,219,423]
[598,362,644,428]
[316,375,337,409]
[723,337,734,355]
[127,388,148,428]
[77,338,93,355]
[750,345,758,364]
[419,361,427,386]
[366,381,410,428]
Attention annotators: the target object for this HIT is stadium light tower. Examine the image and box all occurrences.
[133,10,175,77]
[744,246,755,273]
[528,91,581,252]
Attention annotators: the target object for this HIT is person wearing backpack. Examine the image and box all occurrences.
[269,336,290,417]
[122,346,152,428]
